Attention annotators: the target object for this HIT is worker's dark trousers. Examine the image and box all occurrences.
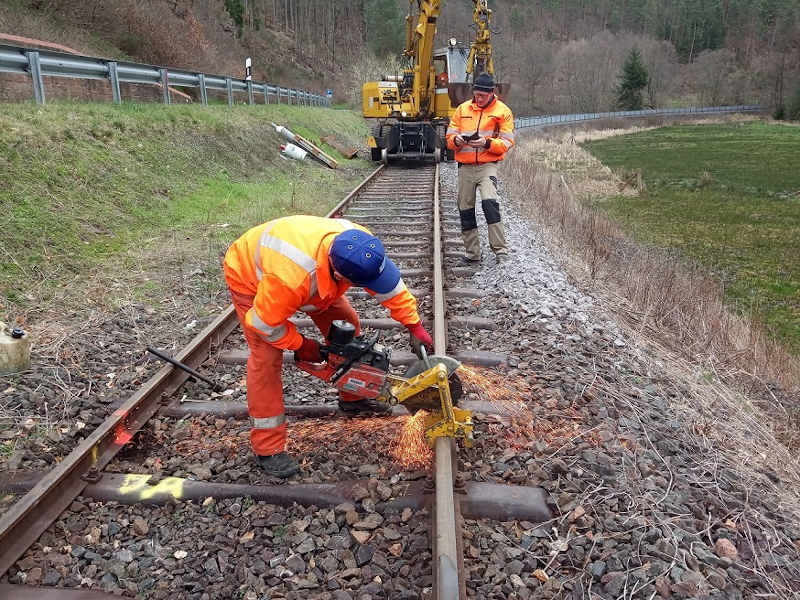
[457,162,508,260]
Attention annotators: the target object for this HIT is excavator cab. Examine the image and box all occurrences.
[434,44,468,116]
[444,41,509,106]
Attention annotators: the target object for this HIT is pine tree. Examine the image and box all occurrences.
[616,48,650,110]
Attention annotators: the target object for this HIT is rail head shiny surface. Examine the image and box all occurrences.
[431,164,465,599]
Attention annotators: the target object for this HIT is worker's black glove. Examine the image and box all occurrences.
[294,336,322,363]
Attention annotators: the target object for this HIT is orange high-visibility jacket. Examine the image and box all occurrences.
[223,215,420,351]
[446,96,514,164]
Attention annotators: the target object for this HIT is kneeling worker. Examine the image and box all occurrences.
[223,215,433,478]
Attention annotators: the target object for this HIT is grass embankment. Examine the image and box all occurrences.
[582,122,800,354]
[0,101,372,319]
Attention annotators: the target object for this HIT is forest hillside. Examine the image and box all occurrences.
[2,0,799,116]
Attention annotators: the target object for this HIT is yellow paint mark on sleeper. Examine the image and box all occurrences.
[119,473,185,501]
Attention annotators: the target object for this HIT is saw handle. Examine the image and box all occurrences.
[295,332,381,384]
[328,331,380,382]
[417,345,432,370]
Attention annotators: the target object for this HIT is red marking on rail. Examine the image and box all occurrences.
[114,422,133,445]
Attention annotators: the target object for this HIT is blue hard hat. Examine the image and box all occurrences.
[329,229,401,294]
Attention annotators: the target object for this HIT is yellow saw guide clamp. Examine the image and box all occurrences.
[296,321,473,447]
[379,346,474,448]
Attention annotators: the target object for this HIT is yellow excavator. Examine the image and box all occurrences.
[363,0,508,164]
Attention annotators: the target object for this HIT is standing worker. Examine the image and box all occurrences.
[223,215,433,478]
[446,72,515,264]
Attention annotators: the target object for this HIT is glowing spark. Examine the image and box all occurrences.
[173,422,242,456]
[455,365,588,450]
[114,422,133,445]
[390,411,432,470]
[288,413,434,471]
[288,416,404,455]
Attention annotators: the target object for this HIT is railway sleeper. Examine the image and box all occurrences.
[2,471,553,524]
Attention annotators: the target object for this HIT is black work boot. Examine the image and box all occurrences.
[338,399,392,415]
[256,452,300,478]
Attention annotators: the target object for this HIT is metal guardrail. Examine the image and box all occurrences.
[0,43,329,107]
[515,105,763,129]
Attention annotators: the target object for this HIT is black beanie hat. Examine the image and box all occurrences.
[472,72,495,92]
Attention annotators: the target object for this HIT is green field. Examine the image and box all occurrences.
[582,122,800,354]
[0,102,371,314]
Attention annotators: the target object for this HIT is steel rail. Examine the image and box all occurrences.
[0,168,376,577]
[430,163,466,600]
[329,163,385,217]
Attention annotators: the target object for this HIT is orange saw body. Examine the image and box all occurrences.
[295,320,472,446]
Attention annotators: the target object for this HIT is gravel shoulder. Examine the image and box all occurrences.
[439,157,800,598]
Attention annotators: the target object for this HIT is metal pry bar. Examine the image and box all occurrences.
[146,347,224,392]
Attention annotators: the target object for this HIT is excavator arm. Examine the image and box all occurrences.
[403,0,442,117]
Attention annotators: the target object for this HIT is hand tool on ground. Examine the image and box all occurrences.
[146,347,224,392]
[295,320,473,447]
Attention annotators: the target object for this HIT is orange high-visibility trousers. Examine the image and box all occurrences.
[229,289,360,456]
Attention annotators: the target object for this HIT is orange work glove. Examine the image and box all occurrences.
[294,336,322,363]
[406,322,433,356]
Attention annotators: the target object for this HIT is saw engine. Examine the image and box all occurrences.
[295,320,472,446]
[295,320,393,402]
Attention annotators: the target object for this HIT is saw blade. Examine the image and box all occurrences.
[403,355,460,379]
[400,356,464,413]
[401,373,463,413]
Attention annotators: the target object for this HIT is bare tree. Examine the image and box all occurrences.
[689,49,737,105]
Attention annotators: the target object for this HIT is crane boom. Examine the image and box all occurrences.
[466,0,494,77]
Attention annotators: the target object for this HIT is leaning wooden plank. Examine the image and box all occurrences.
[321,135,358,159]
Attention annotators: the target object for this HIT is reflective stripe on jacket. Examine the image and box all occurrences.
[223,215,420,350]
[446,96,514,164]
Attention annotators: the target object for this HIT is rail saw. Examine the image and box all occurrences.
[295,320,473,447]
